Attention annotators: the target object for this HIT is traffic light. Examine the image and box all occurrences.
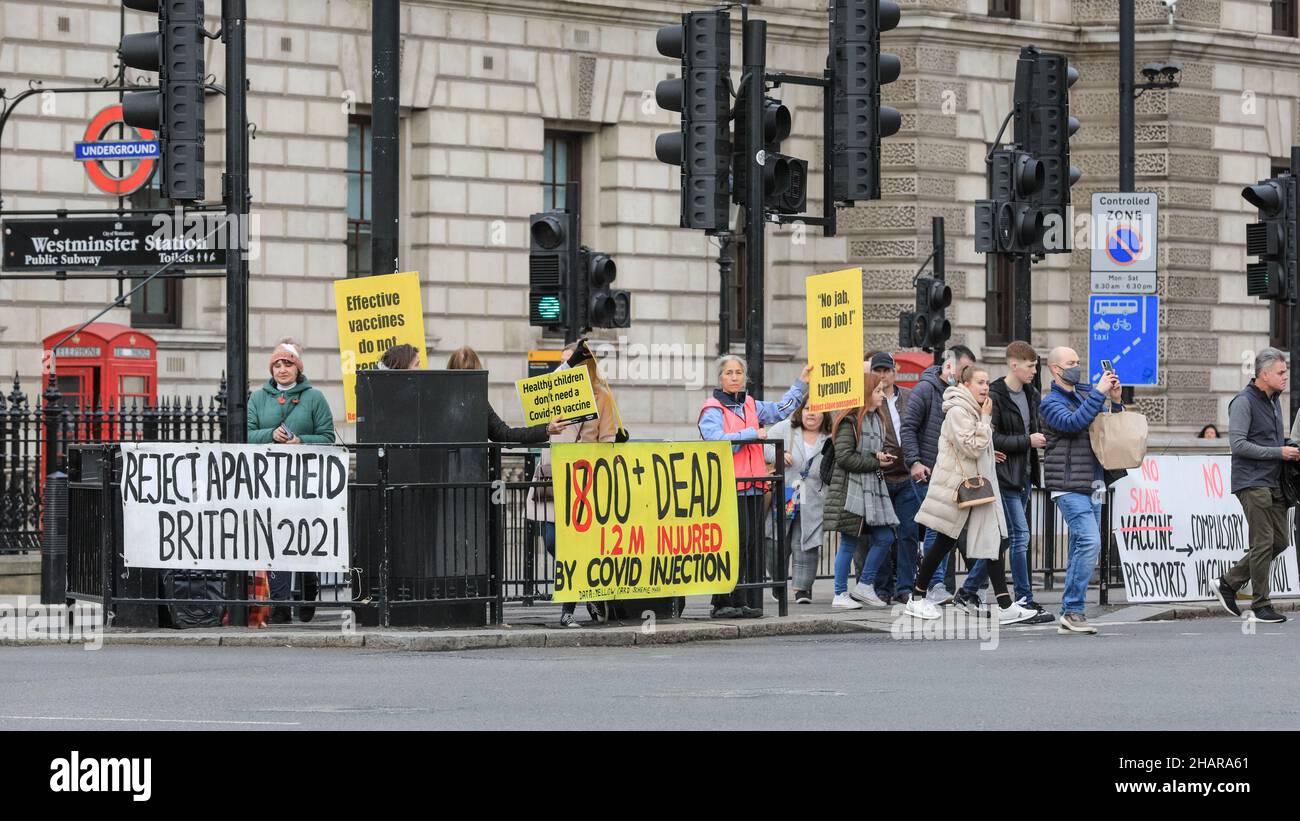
[1243,173,1297,302]
[655,10,731,232]
[1012,46,1080,254]
[975,149,1044,255]
[830,0,902,203]
[582,247,631,329]
[120,0,206,201]
[908,276,951,350]
[529,210,578,332]
[734,96,808,215]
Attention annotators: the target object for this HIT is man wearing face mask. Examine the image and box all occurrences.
[900,344,974,605]
[1039,346,1123,635]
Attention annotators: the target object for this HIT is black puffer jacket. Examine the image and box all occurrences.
[901,365,947,471]
[988,377,1040,492]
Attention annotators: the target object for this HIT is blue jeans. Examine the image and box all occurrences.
[911,479,954,591]
[962,485,1033,603]
[878,480,921,597]
[1055,492,1103,615]
[834,526,893,595]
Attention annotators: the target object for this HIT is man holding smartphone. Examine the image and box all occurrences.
[1039,346,1124,635]
[864,352,921,604]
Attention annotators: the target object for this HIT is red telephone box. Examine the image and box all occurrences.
[893,351,936,389]
[43,323,158,415]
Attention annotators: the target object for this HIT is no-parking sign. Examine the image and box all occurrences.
[1090,192,1157,293]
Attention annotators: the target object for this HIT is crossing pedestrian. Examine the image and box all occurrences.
[900,344,974,605]
[446,345,562,443]
[1212,347,1298,624]
[763,398,831,604]
[1039,346,1125,635]
[247,338,335,623]
[905,363,1037,625]
[698,355,812,618]
[526,340,619,627]
[863,351,921,604]
[952,341,1050,619]
[823,371,901,609]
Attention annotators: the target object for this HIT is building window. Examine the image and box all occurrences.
[989,0,1019,19]
[346,116,372,277]
[985,253,1013,347]
[128,172,181,329]
[1269,159,1291,349]
[728,235,748,344]
[543,131,583,211]
[1273,0,1298,36]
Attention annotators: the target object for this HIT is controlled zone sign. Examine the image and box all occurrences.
[1088,294,1158,386]
[551,441,739,603]
[1090,192,1157,293]
[1112,455,1299,603]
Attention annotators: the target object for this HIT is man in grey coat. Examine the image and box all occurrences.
[900,344,974,603]
[1213,347,1299,624]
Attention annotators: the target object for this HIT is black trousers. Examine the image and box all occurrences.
[713,492,765,610]
[914,531,1009,600]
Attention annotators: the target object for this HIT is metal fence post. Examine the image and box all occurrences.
[489,444,504,625]
[774,438,787,617]
[1100,487,1112,606]
[99,446,113,626]
[377,446,390,628]
[1042,490,1056,591]
[41,470,68,604]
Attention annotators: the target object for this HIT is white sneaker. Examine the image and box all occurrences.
[849,582,888,608]
[905,596,941,620]
[831,592,863,610]
[925,583,954,606]
[997,601,1037,625]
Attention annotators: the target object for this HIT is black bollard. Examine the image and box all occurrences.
[41,471,68,605]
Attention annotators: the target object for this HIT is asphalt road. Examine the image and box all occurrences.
[1,616,1296,730]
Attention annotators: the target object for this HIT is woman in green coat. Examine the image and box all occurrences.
[247,338,335,621]
[247,338,336,445]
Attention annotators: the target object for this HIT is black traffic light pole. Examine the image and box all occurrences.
[371,0,400,276]
[744,18,767,398]
[1291,145,1300,423]
[222,0,249,626]
[717,234,732,355]
[566,180,581,345]
[931,216,947,366]
[1119,0,1136,406]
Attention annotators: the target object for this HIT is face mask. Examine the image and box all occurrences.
[1058,366,1082,386]
[946,375,958,386]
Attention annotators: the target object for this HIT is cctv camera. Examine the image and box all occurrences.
[1142,64,1160,81]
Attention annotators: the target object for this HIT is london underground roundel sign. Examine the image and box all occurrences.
[81,104,157,196]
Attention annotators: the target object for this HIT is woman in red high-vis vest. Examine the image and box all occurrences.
[698,355,812,619]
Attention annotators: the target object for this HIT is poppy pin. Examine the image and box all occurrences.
[278,396,286,405]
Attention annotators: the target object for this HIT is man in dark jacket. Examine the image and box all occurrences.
[953,341,1050,619]
[900,344,974,602]
[1040,346,1123,635]
[1212,347,1299,624]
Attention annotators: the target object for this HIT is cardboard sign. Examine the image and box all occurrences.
[516,366,598,427]
[1111,454,1299,603]
[120,443,349,573]
[805,267,864,413]
[550,441,739,602]
[333,271,427,423]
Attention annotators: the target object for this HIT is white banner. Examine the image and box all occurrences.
[121,443,349,572]
[1111,454,1299,603]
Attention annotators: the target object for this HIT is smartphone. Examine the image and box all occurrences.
[277,422,294,440]
[1101,359,1114,374]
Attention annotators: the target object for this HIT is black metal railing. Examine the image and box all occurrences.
[65,440,789,627]
[0,374,226,556]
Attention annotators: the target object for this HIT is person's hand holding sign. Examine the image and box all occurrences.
[547,419,567,436]
[800,363,814,383]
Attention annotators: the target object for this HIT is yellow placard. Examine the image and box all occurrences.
[333,271,427,423]
[805,267,864,413]
[551,441,739,603]
[516,367,598,427]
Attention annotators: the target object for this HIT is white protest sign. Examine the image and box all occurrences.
[121,443,349,573]
[1111,454,1299,603]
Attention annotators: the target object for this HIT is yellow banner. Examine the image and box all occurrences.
[516,367,598,427]
[805,267,864,413]
[333,271,427,422]
[551,441,739,603]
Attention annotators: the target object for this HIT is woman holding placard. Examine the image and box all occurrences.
[698,355,812,619]
[445,346,563,443]
[247,338,337,623]
[527,340,618,627]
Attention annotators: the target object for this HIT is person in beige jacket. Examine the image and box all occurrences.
[905,364,1037,625]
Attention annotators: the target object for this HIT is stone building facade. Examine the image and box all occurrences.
[0,0,1296,440]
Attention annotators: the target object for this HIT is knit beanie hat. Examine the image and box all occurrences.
[269,339,305,377]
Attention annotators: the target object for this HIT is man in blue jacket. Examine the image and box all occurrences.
[1039,346,1123,635]
[900,344,974,604]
